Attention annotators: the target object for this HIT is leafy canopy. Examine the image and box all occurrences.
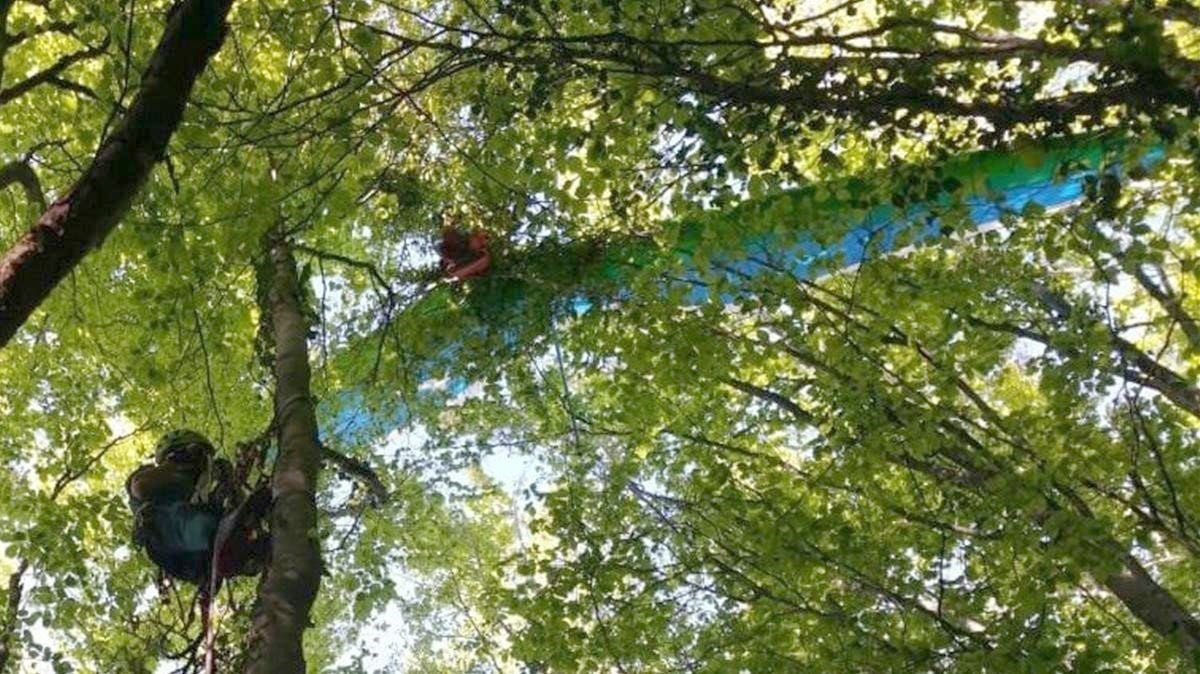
[0,0,1198,672]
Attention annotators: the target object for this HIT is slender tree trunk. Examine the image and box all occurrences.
[0,0,236,347]
[1103,550,1200,658]
[246,234,322,673]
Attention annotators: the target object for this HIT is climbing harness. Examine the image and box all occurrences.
[131,430,272,673]
[199,433,272,674]
[202,486,271,674]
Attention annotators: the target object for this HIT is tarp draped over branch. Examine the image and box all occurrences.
[0,0,237,347]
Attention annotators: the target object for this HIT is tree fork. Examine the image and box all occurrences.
[0,0,236,347]
[246,233,322,673]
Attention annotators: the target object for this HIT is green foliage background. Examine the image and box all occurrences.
[0,0,1199,671]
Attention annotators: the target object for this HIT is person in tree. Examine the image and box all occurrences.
[438,226,491,280]
[126,430,269,586]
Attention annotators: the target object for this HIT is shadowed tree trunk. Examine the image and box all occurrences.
[1104,549,1200,658]
[0,0,236,347]
[246,233,321,674]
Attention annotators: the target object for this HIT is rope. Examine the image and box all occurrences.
[151,428,277,673]
[201,483,273,672]
[202,506,234,673]
[275,393,310,420]
[201,590,215,674]
[201,519,230,673]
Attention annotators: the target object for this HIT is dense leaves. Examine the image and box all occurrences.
[0,0,1198,672]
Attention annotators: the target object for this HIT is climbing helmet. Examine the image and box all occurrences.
[154,429,214,466]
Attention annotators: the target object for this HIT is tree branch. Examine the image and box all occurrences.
[0,160,45,211]
[321,444,388,506]
[0,37,108,107]
[1132,264,1200,353]
[720,376,816,424]
[0,0,237,347]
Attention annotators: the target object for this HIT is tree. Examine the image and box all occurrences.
[0,0,236,346]
[0,0,1197,672]
[245,231,322,674]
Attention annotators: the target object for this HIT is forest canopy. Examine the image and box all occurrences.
[0,0,1198,672]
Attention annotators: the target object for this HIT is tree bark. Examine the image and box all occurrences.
[1103,550,1200,658]
[1113,334,1200,419]
[246,234,322,674]
[0,0,236,347]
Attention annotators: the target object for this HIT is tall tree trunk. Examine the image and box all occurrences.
[246,234,322,673]
[0,0,236,347]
